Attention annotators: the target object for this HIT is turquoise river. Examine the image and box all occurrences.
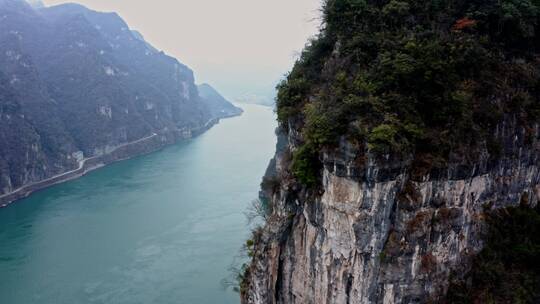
[0,104,277,304]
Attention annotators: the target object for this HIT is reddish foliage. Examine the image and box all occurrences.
[453,17,477,31]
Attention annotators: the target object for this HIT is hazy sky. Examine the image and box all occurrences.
[42,0,322,102]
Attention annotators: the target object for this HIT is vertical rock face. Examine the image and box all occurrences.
[242,0,540,301]
[0,0,240,202]
[242,119,540,303]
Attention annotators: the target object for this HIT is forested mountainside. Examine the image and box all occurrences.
[242,0,540,303]
[0,0,240,203]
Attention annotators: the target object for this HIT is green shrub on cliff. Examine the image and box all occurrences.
[279,0,540,185]
[291,144,320,187]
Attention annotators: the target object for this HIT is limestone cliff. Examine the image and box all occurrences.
[242,118,539,303]
[242,0,540,302]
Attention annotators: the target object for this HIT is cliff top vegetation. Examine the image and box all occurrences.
[277,0,540,185]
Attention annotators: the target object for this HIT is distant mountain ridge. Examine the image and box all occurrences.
[0,0,241,205]
[198,83,243,118]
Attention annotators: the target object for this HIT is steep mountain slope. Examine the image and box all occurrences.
[198,83,243,118]
[0,0,239,204]
[242,0,540,303]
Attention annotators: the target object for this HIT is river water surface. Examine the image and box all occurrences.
[0,104,276,304]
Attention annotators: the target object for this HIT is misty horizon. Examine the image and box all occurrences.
[42,0,322,104]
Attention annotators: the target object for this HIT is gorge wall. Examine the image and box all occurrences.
[242,0,540,302]
[0,0,241,205]
[243,119,539,303]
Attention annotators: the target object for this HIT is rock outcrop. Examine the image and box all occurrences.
[242,116,540,303]
[0,0,240,205]
[241,0,540,301]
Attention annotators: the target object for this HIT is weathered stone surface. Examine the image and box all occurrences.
[243,120,540,304]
